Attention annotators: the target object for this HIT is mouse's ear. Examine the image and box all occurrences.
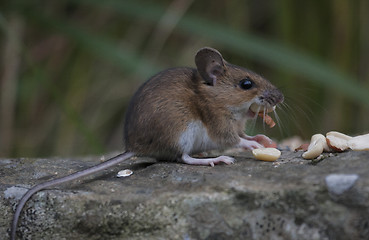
[195,47,226,86]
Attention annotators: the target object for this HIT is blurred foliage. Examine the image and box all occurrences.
[0,0,368,157]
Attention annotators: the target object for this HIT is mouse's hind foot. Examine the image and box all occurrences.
[181,154,234,167]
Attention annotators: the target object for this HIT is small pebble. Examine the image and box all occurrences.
[325,174,359,195]
[4,186,28,200]
[117,169,133,178]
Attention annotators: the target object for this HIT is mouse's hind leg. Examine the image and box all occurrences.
[181,154,234,167]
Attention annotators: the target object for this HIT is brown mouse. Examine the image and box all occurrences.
[10,47,283,239]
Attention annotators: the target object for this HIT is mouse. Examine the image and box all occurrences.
[10,47,283,239]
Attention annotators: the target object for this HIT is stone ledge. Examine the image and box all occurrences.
[1,151,369,239]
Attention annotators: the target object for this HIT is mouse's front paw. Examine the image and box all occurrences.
[238,138,263,150]
[244,134,277,148]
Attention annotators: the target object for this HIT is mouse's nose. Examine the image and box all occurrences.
[262,88,284,106]
[276,89,284,104]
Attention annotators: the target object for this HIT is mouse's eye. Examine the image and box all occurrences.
[239,77,254,90]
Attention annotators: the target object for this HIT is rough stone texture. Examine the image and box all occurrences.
[1,150,369,240]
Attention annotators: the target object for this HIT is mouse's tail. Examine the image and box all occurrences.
[10,151,135,240]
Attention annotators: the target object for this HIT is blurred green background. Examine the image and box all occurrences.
[1,0,368,158]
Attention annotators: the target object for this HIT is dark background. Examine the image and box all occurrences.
[1,0,368,157]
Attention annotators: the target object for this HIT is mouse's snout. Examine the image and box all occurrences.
[275,88,284,104]
[260,88,284,107]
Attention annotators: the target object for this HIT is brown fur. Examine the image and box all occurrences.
[124,48,283,161]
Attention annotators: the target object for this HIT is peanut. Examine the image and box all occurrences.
[326,131,352,152]
[249,103,275,113]
[348,133,369,151]
[258,113,276,128]
[252,148,281,161]
[302,134,328,159]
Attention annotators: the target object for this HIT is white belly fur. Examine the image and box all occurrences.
[178,121,218,154]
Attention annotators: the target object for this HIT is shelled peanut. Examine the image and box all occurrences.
[301,131,369,159]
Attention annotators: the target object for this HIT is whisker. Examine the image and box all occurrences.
[279,103,294,136]
[281,94,321,139]
[262,108,267,131]
[246,106,260,134]
[273,107,286,138]
[282,102,306,136]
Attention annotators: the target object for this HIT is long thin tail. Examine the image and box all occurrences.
[10,151,135,240]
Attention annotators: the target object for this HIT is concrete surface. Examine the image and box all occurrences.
[1,150,369,239]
